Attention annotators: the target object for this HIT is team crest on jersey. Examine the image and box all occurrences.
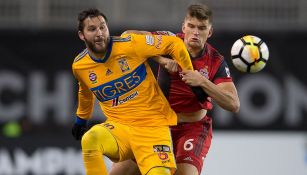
[88,71,97,84]
[199,66,209,79]
[118,58,130,73]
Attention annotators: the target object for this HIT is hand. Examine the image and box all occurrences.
[181,70,206,86]
[152,56,179,73]
[163,59,179,73]
[71,117,87,140]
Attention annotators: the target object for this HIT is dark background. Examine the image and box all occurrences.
[0,0,306,174]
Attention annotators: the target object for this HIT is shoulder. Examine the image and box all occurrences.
[112,35,132,43]
[73,48,88,63]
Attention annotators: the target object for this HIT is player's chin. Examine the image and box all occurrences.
[189,42,202,49]
[95,44,106,51]
[93,46,107,54]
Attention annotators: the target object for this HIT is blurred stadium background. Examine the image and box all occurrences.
[0,0,306,174]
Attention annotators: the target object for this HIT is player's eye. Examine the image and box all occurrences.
[187,23,195,28]
[88,27,96,31]
[199,26,207,31]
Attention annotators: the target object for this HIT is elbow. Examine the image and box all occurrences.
[231,100,240,113]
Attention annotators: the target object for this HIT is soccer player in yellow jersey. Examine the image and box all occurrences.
[71,8,194,175]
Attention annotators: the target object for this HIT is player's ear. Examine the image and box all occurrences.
[181,22,186,34]
[208,27,213,38]
[78,31,85,41]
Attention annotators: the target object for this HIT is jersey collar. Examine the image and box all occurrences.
[189,44,208,60]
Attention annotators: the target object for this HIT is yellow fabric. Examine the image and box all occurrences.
[91,120,176,175]
[130,125,176,175]
[81,125,119,175]
[147,167,171,175]
[82,150,107,175]
[72,34,193,126]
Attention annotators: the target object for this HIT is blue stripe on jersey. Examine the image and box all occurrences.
[74,49,88,62]
[112,35,131,42]
[90,38,113,63]
[91,64,147,102]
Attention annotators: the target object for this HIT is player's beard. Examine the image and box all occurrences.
[85,36,110,55]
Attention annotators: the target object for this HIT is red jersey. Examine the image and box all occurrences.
[157,33,233,113]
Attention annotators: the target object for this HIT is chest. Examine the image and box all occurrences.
[80,56,141,89]
[191,56,220,81]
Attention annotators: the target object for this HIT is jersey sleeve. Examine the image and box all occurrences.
[72,68,95,120]
[131,34,194,71]
[212,59,233,84]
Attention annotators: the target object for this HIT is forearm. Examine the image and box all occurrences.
[169,38,193,71]
[76,81,95,119]
[151,56,165,65]
[199,77,240,112]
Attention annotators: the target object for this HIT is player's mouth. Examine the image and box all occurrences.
[190,37,200,42]
[95,40,104,46]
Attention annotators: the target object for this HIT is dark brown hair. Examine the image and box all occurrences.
[78,8,108,31]
[185,4,212,23]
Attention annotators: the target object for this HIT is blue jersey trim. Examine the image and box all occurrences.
[91,64,147,102]
[74,49,88,62]
[113,35,131,42]
[75,116,87,126]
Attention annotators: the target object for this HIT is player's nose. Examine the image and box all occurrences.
[192,28,199,35]
[97,28,103,36]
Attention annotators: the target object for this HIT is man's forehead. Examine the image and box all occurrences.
[185,17,210,26]
[85,16,106,26]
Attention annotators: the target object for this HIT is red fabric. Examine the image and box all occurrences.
[171,116,212,174]
[168,42,232,113]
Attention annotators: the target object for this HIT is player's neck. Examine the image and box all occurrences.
[188,47,204,59]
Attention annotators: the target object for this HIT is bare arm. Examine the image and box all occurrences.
[181,70,240,113]
[151,56,179,73]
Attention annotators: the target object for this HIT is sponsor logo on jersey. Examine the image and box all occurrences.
[88,71,97,84]
[199,66,209,79]
[112,91,139,107]
[183,156,193,161]
[155,35,163,49]
[145,35,154,46]
[153,145,171,152]
[118,58,130,73]
[153,145,171,162]
[155,31,175,36]
[91,64,146,102]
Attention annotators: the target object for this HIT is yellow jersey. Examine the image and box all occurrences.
[72,34,193,126]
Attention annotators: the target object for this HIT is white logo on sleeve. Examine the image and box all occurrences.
[225,67,230,77]
[145,35,154,46]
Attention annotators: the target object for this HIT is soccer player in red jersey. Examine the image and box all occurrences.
[109,3,240,175]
